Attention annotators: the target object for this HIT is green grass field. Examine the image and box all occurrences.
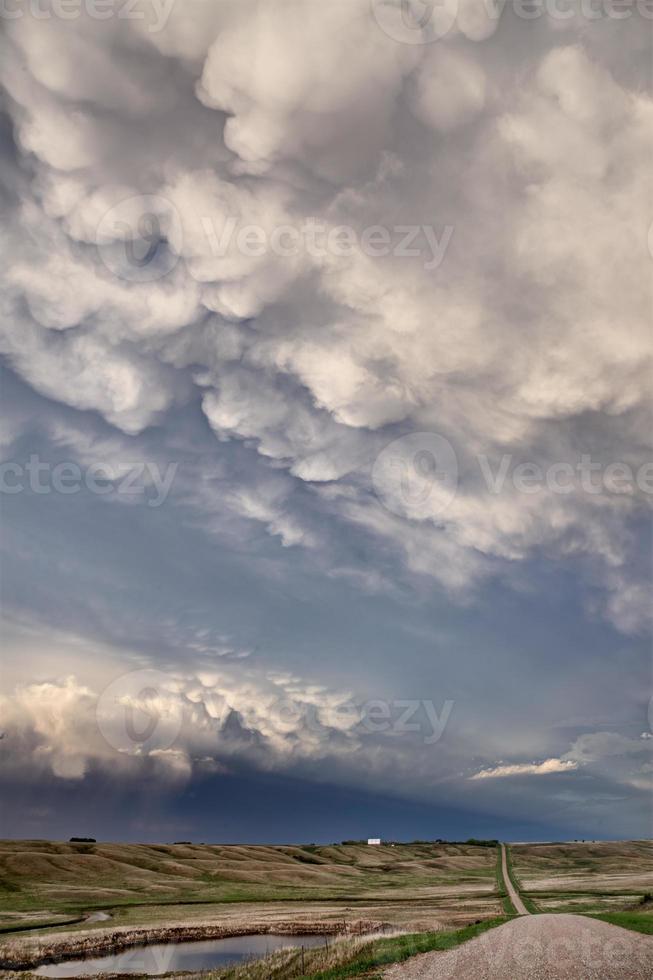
[590,910,653,935]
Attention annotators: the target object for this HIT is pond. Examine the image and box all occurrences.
[34,934,329,977]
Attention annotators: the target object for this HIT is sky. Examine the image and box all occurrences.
[0,0,651,844]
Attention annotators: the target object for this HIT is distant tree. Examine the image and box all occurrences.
[69,837,96,843]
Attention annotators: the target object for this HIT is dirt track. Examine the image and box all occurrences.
[384,914,652,980]
[501,843,529,916]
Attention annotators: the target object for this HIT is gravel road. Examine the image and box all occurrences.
[501,843,529,915]
[383,914,652,980]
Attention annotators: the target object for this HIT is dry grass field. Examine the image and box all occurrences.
[2,839,651,973]
[509,840,653,917]
[0,839,500,947]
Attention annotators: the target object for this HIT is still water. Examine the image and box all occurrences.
[35,934,327,977]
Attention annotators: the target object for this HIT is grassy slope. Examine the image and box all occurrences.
[0,841,497,934]
[510,840,653,925]
[589,911,653,935]
[510,840,653,883]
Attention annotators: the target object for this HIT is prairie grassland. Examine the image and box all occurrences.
[509,840,653,920]
[0,840,500,959]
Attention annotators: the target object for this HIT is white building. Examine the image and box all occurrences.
[367,838,381,845]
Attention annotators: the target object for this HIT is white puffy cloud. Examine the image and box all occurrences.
[470,758,578,780]
[3,676,99,779]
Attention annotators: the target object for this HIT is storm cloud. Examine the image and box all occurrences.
[0,0,651,841]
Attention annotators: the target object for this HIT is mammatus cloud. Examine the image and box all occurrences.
[0,644,457,792]
[0,663,358,782]
[0,4,651,633]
